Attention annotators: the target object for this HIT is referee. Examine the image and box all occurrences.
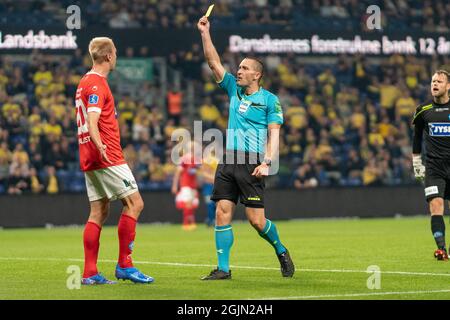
[197,16,295,280]
[412,70,450,261]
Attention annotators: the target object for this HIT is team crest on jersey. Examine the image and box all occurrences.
[238,100,251,114]
[88,94,99,104]
[429,123,450,136]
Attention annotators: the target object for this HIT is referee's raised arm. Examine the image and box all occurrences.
[197,16,225,82]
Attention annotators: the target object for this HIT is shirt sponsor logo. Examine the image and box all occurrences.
[425,186,439,196]
[78,135,91,145]
[434,108,449,112]
[429,123,450,136]
[88,94,99,105]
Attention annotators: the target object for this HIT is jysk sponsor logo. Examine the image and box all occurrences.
[88,94,99,105]
[429,123,450,136]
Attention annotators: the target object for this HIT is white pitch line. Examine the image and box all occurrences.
[299,268,450,277]
[1,257,450,277]
[259,289,450,300]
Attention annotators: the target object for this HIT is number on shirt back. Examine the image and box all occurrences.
[76,98,89,135]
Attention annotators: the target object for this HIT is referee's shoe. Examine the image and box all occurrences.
[278,249,295,277]
[201,269,231,280]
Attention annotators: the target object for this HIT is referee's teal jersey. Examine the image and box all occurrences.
[218,72,284,154]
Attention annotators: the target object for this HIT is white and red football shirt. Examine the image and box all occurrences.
[75,71,125,172]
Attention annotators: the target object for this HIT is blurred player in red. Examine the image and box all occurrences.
[76,37,153,284]
[172,142,201,231]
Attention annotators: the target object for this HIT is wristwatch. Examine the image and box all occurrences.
[263,159,272,167]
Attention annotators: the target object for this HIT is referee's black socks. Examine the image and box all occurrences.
[431,215,446,250]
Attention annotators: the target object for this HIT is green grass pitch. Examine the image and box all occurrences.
[1,216,450,300]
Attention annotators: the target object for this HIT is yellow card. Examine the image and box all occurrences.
[205,4,214,17]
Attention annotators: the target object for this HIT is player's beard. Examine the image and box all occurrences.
[432,88,450,103]
[432,89,445,99]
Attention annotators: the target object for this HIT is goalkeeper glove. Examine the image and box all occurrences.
[412,155,425,181]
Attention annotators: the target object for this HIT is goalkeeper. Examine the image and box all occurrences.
[412,70,450,261]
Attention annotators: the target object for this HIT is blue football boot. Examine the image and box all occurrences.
[81,273,117,285]
[115,265,154,284]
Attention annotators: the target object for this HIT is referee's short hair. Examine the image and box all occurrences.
[434,69,450,82]
[245,56,264,81]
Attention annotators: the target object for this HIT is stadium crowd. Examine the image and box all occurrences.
[0,0,449,194]
[1,43,449,195]
[0,0,449,33]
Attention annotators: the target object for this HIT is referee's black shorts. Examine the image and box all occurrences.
[211,151,265,208]
[424,158,450,201]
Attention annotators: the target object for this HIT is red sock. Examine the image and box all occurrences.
[183,209,194,225]
[118,214,137,268]
[83,221,101,278]
[188,209,196,224]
